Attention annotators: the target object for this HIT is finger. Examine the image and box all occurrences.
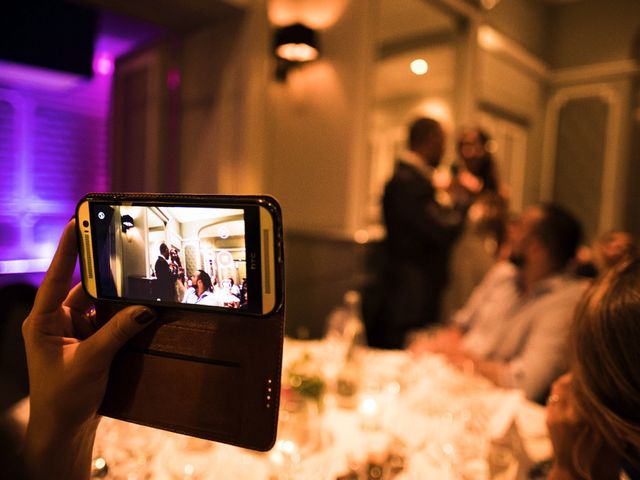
[546,393,561,406]
[72,306,98,340]
[64,283,94,314]
[32,220,78,316]
[85,306,157,359]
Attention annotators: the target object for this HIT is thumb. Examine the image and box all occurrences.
[86,306,156,359]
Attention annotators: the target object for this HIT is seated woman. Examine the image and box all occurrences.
[546,259,640,479]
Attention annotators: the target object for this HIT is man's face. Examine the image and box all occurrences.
[509,207,543,270]
[191,273,201,292]
[424,127,445,168]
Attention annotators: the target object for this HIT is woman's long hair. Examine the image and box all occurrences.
[570,259,640,476]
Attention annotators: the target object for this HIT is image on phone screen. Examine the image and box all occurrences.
[83,201,274,314]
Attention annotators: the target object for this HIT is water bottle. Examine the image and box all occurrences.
[325,290,367,407]
[343,290,367,349]
[325,290,367,355]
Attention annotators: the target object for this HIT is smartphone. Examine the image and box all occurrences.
[76,193,283,316]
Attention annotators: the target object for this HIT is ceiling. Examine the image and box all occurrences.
[161,207,243,223]
[82,0,461,105]
[377,0,456,48]
[375,0,458,103]
[77,0,243,32]
[375,43,455,103]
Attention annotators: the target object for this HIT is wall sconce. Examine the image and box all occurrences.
[121,214,134,232]
[273,23,319,81]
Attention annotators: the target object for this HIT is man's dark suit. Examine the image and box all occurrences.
[154,255,176,301]
[369,161,463,349]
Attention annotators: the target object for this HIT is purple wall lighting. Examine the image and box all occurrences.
[0,62,111,285]
[0,11,165,289]
[93,52,115,76]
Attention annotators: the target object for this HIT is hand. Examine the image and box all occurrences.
[22,219,156,480]
[457,170,483,193]
[408,326,462,356]
[545,373,619,480]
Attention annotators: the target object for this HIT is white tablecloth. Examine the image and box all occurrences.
[9,339,551,479]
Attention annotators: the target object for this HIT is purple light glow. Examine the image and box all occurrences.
[0,12,165,289]
[93,52,114,76]
[167,68,181,90]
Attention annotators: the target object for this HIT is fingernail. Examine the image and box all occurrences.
[134,308,157,325]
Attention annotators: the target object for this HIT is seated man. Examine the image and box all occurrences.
[412,203,589,402]
[182,270,223,306]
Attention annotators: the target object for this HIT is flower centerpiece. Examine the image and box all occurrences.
[284,351,326,406]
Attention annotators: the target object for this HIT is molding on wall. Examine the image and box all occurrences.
[378,30,455,60]
[286,224,386,244]
[477,25,549,79]
[551,59,640,86]
[433,0,481,20]
[541,83,623,233]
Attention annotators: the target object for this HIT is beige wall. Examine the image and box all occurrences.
[541,0,640,239]
[110,0,640,333]
[179,8,266,195]
[118,206,149,295]
[484,0,549,60]
[473,0,640,239]
[177,0,375,237]
[265,1,374,236]
[547,0,640,69]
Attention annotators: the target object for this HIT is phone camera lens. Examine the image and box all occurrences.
[82,220,89,227]
[98,211,106,220]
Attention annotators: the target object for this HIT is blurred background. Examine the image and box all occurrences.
[0,0,639,347]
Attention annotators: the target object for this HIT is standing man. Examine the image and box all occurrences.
[369,117,464,349]
[154,243,177,301]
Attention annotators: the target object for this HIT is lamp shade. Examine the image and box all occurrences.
[273,23,319,62]
[121,214,134,231]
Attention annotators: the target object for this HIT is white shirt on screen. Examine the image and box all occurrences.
[182,287,198,304]
[195,290,224,307]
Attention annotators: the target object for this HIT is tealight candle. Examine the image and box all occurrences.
[269,439,301,467]
[359,396,380,430]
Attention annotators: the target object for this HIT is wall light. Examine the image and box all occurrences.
[273,23,320,81]
[410,58,429,76]
[93,52,114,76]
[121,214,134,232]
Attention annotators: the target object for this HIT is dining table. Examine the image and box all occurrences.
[8,337,552,479]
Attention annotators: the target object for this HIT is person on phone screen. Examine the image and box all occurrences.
[154,243,178,302]
[182,270,222,306]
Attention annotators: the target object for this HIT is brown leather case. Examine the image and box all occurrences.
[86,194,285,452]
[95,302,284,451]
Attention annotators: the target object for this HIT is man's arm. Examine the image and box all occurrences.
[384,176,464,248]
[475,301,577,401]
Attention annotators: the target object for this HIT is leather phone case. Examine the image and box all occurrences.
[95,302,284,451]
[86,193,285,452]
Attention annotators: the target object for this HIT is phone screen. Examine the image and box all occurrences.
[82,200,273,315]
